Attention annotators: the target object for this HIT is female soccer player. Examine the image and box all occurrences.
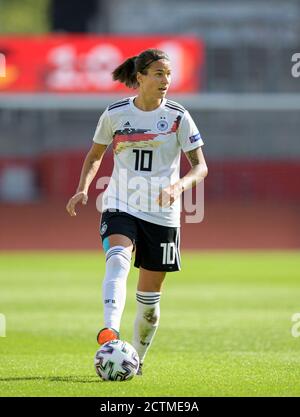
[66,49,208,375]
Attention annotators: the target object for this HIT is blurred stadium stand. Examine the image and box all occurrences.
[89,0,300,92]
[50,0,98,33]
[47,0,300,92]
[0,0,300,249]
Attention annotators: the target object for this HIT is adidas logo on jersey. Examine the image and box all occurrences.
[123,121,131,127]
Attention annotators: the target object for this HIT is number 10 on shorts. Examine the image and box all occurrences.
[160,243,176,264]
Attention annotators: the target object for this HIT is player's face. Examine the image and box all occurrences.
[138,59,172,99]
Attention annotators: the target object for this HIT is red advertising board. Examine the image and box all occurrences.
[0,35,204,93]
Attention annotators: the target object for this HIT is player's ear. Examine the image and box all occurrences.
[136,71,143,85]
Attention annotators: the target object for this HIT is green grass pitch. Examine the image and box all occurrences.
[1,251,300,397]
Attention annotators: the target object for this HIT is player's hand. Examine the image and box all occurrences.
[66,191,88,216]
[157,183,183,208]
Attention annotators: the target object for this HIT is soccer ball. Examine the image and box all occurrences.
[94,340,140,381]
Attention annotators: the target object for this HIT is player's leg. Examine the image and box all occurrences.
[97,211,137,344]
[132,221,181,374]
[133,268,166,374]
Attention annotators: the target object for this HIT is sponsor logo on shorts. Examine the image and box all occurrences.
[100,222,108,236]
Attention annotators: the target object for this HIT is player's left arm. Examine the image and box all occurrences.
[180,146,208,191]
[157,147,208,207]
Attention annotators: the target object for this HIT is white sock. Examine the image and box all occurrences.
[132,291,161,364]
[102,246,131,332]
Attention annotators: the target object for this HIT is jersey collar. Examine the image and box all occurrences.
[129,96,166,115]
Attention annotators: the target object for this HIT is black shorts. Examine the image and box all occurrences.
[100,209,181,272]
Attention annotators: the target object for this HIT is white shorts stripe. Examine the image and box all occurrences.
[175,228,181,270]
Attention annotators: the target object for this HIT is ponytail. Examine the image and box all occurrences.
[112,49,170,89]
[112,56,138,88]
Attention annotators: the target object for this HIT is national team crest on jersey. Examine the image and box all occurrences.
[157,120,168,131]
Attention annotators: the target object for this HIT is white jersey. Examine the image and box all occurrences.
[93,96,204,227]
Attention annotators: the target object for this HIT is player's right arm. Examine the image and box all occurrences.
[66,143,107,216]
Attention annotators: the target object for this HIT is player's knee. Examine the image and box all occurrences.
[105,245,132,272]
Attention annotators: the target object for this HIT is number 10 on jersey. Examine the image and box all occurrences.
[133,149,153,171]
